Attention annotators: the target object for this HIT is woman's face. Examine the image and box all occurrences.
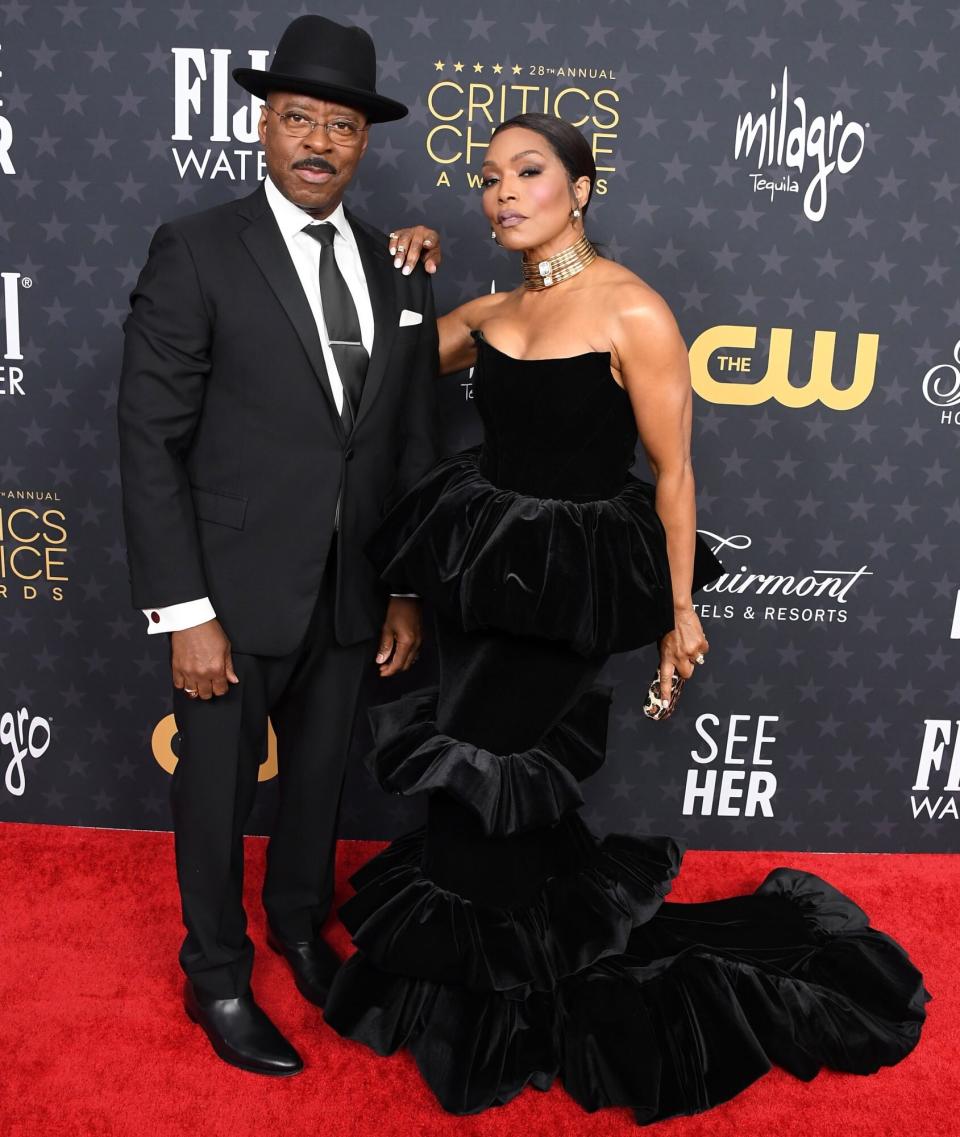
[480,126,587,253]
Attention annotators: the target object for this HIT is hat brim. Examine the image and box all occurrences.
[232,67,408,124]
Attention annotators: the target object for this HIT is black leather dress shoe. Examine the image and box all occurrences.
[184,981,303,1076]
[267,928,341,1007]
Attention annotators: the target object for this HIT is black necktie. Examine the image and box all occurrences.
[303,223,368,432]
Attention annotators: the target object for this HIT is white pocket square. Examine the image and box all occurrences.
[398,309,423,327]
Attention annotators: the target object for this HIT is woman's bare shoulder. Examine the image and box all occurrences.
[443,288,519,332]
[587,261,686,375]
[592,259,676,328]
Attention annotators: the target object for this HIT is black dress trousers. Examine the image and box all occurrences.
[169,539,373,999]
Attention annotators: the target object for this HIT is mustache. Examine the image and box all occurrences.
[292,156,338,175]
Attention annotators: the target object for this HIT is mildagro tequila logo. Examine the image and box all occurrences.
[426,58,620,194]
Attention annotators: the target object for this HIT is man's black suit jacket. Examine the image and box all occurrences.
[118,184,441,656]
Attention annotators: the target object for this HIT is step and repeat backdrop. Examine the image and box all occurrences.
[0,1,957,851]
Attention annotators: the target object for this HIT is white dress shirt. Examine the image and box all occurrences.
[143,177,412,636]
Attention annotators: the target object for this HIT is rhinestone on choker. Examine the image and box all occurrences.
[521,232,598,291]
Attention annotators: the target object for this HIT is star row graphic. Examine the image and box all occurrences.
[432,60,520,74]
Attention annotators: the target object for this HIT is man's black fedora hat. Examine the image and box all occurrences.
[233,15,408,124]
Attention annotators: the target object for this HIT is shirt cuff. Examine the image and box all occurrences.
[389,593,420,599]
[143,597,217,635]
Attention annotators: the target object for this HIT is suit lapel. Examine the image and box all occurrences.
[238,189,345,439]
[349,211,398,431]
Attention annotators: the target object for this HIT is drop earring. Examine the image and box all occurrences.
[571,207,581,220]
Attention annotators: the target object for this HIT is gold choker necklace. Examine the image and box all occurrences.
[521,233,598,291]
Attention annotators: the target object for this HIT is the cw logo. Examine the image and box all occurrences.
[690,325,878,409]
[151,715,278,781]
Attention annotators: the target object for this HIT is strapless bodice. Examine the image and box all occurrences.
[470,330,637,501]
[366,330,726,656]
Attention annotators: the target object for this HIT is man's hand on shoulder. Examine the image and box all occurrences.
[171,619,239,700]
[375,597,423,676]
[387,226,442,275]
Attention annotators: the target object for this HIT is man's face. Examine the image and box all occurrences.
[258,91,369,217]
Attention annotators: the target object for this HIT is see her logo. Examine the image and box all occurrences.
[0,45,15,175]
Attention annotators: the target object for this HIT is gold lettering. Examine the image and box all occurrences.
[426,123,462,163]
[152,714,278,781]
[552,87,590,128]
[42,509,68,545]
[591,132,617,173]
[467,83,495,124]
[6,508,41,543]
[591,89,620,130]
[427,80,464,122]
[9,544,42,580]
[44,547,68,581]
[690,325,878,409]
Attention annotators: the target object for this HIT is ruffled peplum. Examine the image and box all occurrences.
[324,862,930,1121]
[326,682,928,1120]
[367,684,613,836]
[366,448,724,656]
[337,826,684,997]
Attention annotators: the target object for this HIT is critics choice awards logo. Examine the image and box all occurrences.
[0,495,69,602]
[425,57,619,193]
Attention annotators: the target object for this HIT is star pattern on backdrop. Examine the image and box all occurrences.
[0,0,956,854]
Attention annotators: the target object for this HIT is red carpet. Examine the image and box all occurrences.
[0,824,953,1137]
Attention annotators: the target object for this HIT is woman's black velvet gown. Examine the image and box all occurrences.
[323,332,928,1123]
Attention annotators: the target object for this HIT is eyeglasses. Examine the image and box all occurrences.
[263,103,368,146]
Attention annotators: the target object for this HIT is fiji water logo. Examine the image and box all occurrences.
[912,720,960,822]
[2,707,52,797]
[2,270,25,362]
[734,66,867,222]
[170,47,269,179]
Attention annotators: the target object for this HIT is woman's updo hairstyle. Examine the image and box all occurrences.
[491,112,596,219]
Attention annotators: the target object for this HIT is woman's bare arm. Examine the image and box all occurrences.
[613,285,709,685]
[437,292,505,376]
